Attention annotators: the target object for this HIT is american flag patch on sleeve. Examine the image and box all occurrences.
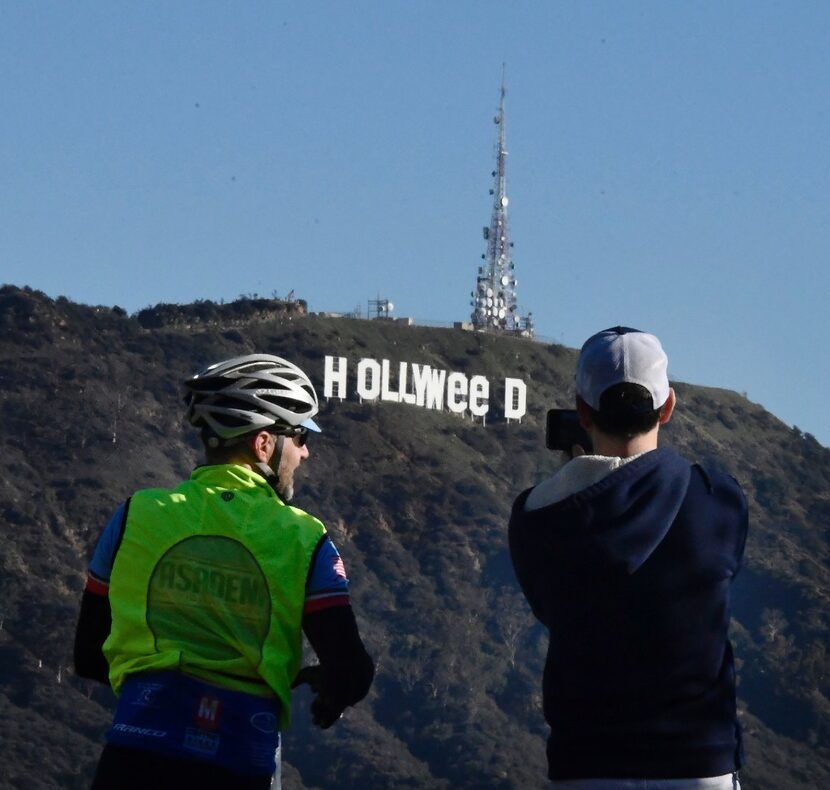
[305,537,351,613]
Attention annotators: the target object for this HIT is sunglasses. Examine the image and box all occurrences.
[271,426,309,447]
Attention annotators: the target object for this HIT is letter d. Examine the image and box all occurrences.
[504,378,527,420]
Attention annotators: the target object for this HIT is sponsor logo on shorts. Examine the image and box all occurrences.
[132,682,164,708]
[184,727,221,757]
[112,723,166,738]
[195,695,223,730]
[250,711,278,734]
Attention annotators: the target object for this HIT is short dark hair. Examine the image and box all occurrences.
[584,382,662,439]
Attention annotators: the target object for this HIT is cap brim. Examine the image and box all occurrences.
[301,417,321,433]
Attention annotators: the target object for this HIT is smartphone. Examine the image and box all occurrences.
[545,408,592,453]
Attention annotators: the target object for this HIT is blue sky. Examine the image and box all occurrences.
[1,2,828,446]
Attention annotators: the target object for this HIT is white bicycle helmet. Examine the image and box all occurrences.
[184,354,320,440]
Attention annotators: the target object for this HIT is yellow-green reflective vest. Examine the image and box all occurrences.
[104,464,326,729]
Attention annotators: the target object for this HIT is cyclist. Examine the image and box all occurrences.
[74,354,374,789]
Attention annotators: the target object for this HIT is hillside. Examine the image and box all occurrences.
[0,285,828,789]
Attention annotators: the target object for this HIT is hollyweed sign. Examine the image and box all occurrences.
[322,355,526,423]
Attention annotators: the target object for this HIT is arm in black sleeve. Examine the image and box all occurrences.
[295,605,374,727]
[73,589,112,685]
[732,479,749,577]
[508,489,552,627]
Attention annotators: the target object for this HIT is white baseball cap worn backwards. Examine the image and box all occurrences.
[575,326,670,411]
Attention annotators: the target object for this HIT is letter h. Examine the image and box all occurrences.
[324,356,348,399]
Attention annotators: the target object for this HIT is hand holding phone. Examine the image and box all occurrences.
[545,408,592,455]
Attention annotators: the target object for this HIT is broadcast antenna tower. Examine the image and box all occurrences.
[470,67,533,336]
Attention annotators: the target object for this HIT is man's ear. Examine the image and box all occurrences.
[249,430,274,463]
[576,396,593,431]
[658,388,676,425]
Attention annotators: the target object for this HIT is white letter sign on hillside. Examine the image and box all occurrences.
[380,360,399,402]
[324,356,347,399]
[321,355,526,423]
[398,362,416,405]
[504,378,527,421]
[356,358,381,401]
[446,372,468,414]
[424,367,446,410]
[411,364,431,406]
[469,375,489,417]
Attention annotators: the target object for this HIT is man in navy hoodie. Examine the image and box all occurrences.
[509,327,747,789]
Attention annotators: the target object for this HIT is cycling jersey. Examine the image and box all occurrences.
[89,497,350,623]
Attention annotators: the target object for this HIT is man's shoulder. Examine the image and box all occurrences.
[681,459,748,517]
[280,502,328,536]
[687,458,744,491]
[510,486,535,520]
[657,449,745,492]
[127,479,192,504]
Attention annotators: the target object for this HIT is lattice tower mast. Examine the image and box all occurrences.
[471,71,521,332]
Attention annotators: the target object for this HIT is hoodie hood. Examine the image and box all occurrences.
[527,448,691,574]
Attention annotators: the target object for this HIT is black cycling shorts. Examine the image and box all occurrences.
[90,743,272,790]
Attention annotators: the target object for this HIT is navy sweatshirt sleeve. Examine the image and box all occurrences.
[509,487,553,627]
